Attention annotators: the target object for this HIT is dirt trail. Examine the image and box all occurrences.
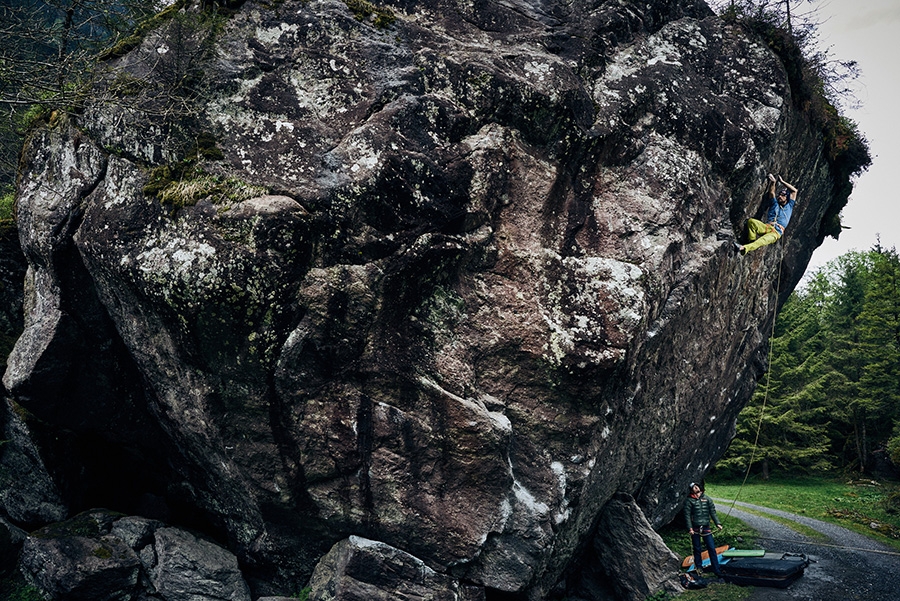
[711,499,900,601]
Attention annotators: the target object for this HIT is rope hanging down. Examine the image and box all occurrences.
[725,243,784,519]
[717,248,900,562]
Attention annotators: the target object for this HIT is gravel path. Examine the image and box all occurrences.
[711,498,900,601]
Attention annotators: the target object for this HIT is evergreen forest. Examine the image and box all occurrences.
[718,243,900,479]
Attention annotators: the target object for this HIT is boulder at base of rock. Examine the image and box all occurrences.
[16,510,252,601]
[589,493,684,601]
[20,532,141,601]
[148,526,251,601]
[0,397,67,528]
[307,536,484,601]
[0,516,28,574]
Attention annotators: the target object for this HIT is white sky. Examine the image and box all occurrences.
[803,0,900,275]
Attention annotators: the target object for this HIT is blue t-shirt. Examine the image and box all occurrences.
[766,194,795,235]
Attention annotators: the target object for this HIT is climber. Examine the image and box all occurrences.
[735,173,798,255]
[684,482,724,578]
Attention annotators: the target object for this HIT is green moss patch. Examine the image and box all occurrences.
[0,189,15,231]
[99,1,187,61]
[344,0,396,29]
[144,165,267,208]
[32,512,103,539]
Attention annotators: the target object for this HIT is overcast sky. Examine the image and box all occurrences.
[802,0,900,275]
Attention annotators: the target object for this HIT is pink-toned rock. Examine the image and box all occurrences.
[3,0,866,599]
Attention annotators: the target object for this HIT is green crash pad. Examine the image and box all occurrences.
[722,549,766,558]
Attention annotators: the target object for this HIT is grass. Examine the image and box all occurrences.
[707,476,900,551]
[656,515,757,601]
[718,503,827,541]
[143,164,267,209]
[667,585,751,601]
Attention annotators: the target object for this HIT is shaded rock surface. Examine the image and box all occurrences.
[0,397,67,529]
[0,227,26,360]
[1,0,858,599]
[17,510,250,601]
[308,535,485,600]
[580,493,683,601]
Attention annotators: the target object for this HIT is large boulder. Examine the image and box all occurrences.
[590,493,683,601]
[17,510,250,601]
[19,511,142,601]
[147,527,251,601]
[3,0,860,598]
[307,536,484,601]
[0,397,67,528]
[20,533,142,601]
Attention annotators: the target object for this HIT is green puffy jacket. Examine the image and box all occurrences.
[683,493,720,530]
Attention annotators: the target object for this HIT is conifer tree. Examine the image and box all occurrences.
[716,286,832,478]
[719,247,900,477]
[858,246,900,460]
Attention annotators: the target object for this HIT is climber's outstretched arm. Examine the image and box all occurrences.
[778,175,798,199]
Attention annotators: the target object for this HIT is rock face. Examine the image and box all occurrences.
[18,510,250,601]
[582,493,683,601]
[307,535,486,600]
[0,227,26,360]
[2,0,856,599]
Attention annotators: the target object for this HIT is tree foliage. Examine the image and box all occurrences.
[709,0,861,107]
[0,0,168,196]
[1,1,237,201]
[719,245,900,478]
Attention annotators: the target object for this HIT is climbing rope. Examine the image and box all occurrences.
[725,242,785,519]
[709,221,900,561]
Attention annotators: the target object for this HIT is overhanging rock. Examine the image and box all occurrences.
[4,0,851,598]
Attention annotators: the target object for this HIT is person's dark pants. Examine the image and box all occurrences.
[691,526,721,576]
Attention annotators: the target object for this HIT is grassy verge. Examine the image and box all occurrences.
[707,476,900,551]
[669,585,752,601]
[716,502,826,541]
[659,514,760,560]
[655,515,757,600]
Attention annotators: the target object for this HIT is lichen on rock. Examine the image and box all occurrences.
[1,0,860,599]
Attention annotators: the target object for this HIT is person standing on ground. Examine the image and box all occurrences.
[684,482,724,577]
[736,173,798,255]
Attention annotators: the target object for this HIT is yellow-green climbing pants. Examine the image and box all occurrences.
[743,219,781,253]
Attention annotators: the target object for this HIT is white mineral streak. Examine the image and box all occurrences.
[513,479,550,518]
[551,461,570,525]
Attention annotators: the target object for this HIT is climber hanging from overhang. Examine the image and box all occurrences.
[734,173,799,255]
